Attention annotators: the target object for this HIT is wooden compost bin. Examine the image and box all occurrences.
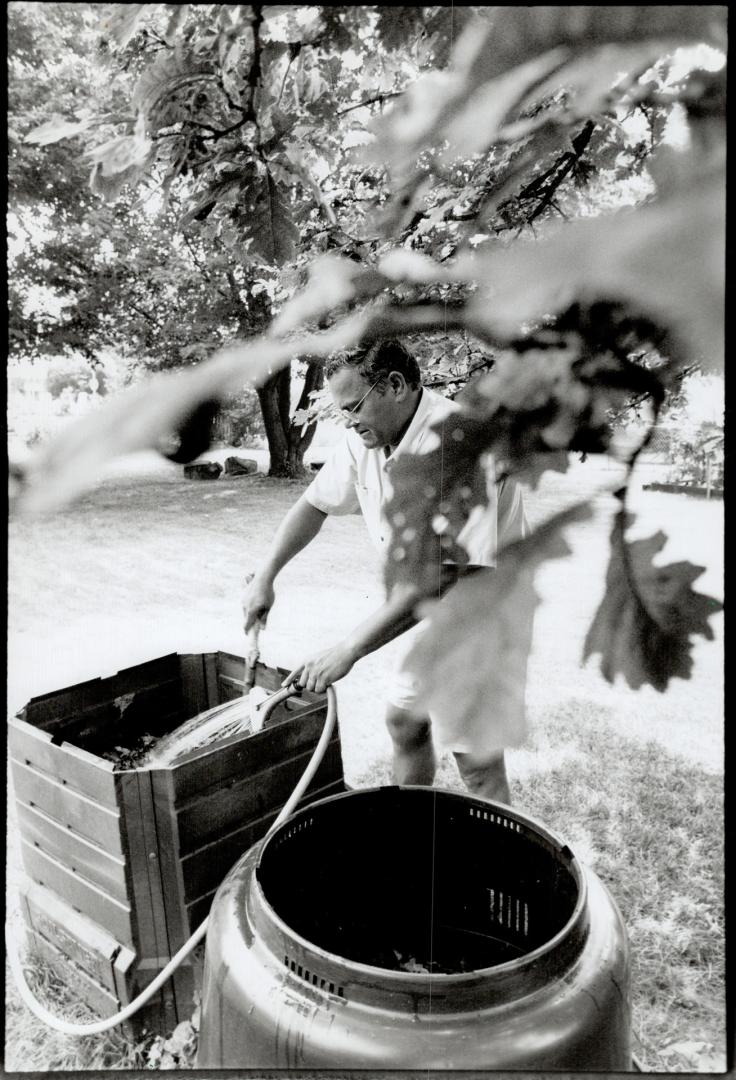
[8,651,345,1033]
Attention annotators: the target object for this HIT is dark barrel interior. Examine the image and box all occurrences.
[257,788,579,974]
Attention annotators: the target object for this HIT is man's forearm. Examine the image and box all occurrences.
[342,564,488,663]
[260,495,328,581]
[343,583,424,662]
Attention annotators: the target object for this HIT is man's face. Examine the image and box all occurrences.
[327,368,406,449]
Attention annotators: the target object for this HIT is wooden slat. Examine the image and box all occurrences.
[16,802,129,905]
[202,652,220,708]
[21,654,181,728]
[215,651,253,685]
[21,841,134,948]
[113,944,138,1007]
[217,674,245,702]
[11,760,125,855]
[105,653,181,694]
[46,680,184,749]
[9,718,118,808]
[183,809,277,931]
[21,676,106,727]
[117,772,164,959]
[27,931,123,1018]
[178,654,208,718]
[166,706,331,802]
[177,740,344,860]
[135,770,174,962]
[180,771,345,903]
[149,768,190,950]
[20,880,122,994]
[124,776,183,1035]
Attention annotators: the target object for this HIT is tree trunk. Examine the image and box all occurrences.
[257,370,294,477]
[233,289,324,478]
[257,361,324,478]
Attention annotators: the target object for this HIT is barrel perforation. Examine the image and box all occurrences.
[283,954,344,997]
[468,806,522,833]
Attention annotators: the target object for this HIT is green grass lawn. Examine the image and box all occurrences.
[5,451,724,1072]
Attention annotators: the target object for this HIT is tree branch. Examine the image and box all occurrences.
[217,75,247,116]
[423,357,494,390]
[337,89,404,117]
[276,45,300,108]
[180,231,213,285]
[517,120,596,226]
[128,299,159,325]
[609,363,698,425]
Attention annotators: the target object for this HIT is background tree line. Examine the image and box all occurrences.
[10,4,723,475]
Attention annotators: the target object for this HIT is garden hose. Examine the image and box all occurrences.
[5,684,338,1037]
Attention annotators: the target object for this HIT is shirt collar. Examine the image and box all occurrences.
[384,388,434,464]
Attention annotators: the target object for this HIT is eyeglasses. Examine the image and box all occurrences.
[336,378,383,423]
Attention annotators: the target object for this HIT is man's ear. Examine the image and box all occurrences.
[388,371,408,399]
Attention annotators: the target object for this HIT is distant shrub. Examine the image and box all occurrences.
[46,354,107,399]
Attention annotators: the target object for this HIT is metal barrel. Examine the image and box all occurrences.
[197,786,631,1070]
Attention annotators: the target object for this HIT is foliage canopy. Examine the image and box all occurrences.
[12,4,725,705]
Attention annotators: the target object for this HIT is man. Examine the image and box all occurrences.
[243,339,527,803]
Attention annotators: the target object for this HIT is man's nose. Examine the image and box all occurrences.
[343,412,359,428]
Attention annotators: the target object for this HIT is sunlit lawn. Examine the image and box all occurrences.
[5,451,724,1071]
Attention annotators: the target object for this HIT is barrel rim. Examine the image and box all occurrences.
[251,784,589,988]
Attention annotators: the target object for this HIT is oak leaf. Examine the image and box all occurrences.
[403,504,592,753]
[583,512,723,691]
[459,347,656,480]
[248,171,300,265]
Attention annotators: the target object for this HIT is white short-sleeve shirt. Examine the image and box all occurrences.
[305,387,527,565]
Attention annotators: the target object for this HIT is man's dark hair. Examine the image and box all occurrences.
[324,339,421,389]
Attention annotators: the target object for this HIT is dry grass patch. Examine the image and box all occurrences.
[513,704,725,1073]
[3,964,153,1071]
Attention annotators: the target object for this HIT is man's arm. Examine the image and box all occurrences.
[243,494,327,631]
[285,564,485,694]
[284,581,423,694]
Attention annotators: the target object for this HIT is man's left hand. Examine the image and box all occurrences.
[283,644,358,695]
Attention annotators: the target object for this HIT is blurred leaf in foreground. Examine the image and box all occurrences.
[583,511,724,691]
[371,6,725,230]
[24,114,91,145]
[385,343,662,591]
[402,504,591,753]
[10,313,372,516]
[461,170,725,373]
[384,410,492,592]
[462,347,662,476]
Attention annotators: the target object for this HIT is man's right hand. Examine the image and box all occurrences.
[242,574,275,633]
